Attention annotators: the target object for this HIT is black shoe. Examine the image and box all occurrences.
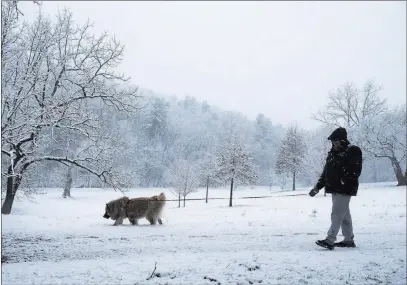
[316,239,334,250]
[334,241,356,248]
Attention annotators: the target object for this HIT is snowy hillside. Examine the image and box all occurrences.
[2,183,406,285]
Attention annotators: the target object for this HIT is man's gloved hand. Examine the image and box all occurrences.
[309,187,319,197]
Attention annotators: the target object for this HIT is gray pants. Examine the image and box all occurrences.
[326,193,354,244]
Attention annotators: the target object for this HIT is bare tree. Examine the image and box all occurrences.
[357,105,406,186]
[312,81,387,129]
[275,125,307,190]
[312,80,405,185]
[1,6,142,214]
[168,159,199,207]
[214,134,257,207]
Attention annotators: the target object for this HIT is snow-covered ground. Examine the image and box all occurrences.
[2,183,406,285]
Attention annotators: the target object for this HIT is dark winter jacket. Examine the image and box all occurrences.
[315,144,363,196]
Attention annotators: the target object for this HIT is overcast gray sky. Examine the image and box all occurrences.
[21,1,406,129]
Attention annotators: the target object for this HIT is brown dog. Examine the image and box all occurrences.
[103,193,166,226]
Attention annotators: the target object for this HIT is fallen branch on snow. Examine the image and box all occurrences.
[146,262,158,280]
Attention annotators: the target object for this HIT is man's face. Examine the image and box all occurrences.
[332,140,342,149]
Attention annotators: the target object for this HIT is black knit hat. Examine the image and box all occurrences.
[327,127,349,144]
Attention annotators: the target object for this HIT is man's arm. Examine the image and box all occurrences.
[315,162,327,190]
[309,162,327,197]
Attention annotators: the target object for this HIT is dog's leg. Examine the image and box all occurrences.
[158,218,163,225]
[146,216,155,225]
[113,217,123,226]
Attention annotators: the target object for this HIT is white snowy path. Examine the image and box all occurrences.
[2,183,406,285]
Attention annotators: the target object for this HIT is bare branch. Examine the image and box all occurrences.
[146,262,158,281]
[21,156,116,188]
[312,80,387,129]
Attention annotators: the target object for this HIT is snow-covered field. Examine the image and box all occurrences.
[2,183,406,285]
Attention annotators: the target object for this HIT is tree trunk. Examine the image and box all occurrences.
[62,166,73,198]
[1,171,21,215]
[370,162,378,183]
[292,171,296,191]
[178,192,181,208]
[390,158,407,186]
[154,174,162,187]
[2,192,16,215]
[324,189,326,197]
[183,195,186,207]
[229,177,234,207]
[205,176,209,203]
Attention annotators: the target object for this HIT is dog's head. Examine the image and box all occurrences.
[103,196,129,220]
[158,192,166,200]
[150,192,166,201]
[103,203,111,219]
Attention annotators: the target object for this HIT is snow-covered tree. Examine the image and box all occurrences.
[214,134,257,207]
[143,97,169,141]
[1,6,142,214]
[275,125,307,190]
[201,100,210,113]
[197,154,218,203]
[167,159,199,207]
[251,113,281,185]
[357,104,406,186]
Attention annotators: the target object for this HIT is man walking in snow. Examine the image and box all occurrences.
[309,127,363,250]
